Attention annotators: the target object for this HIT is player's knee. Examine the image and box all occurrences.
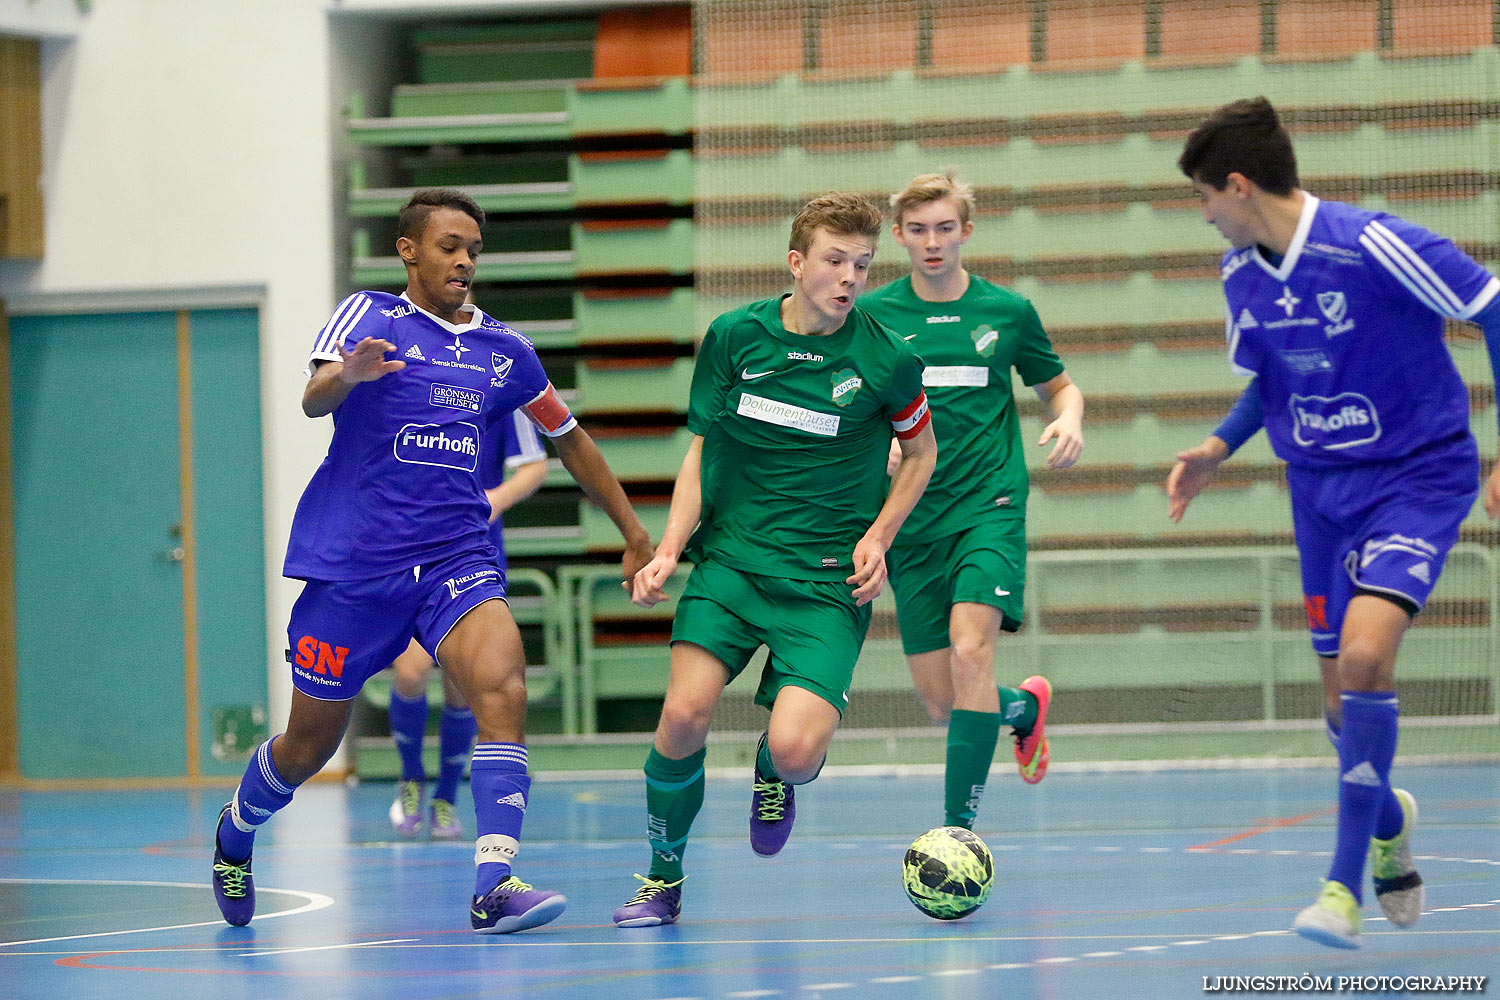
[767,734,824,783]
[274,730,342,784]
[1337,641,1391,691]
[657,698,712,744]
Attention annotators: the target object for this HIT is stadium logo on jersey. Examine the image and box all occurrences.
[1289,392,1381,450]
[394,421,480,471]
[1274,287,1300,317]
[831,369,863,407]
[970,324,998,358]
[446,335,471,361]
[443,568,500,599]
[491,353,514,387]
[788,350,824,362]
[381,304,417,320]
[405,343,426,360]
[430,383,483,413]
[1317,291,1355,337]
[927,314,961,324]
[1236,308,1258,329]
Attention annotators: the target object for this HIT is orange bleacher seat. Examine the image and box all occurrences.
[930,2,1032,71]
[817,0,918,74]
[1392,0,1492,52]
[1044,0,1147,64]
[1274,0,1378,57]
[593,6,692,79]
[1157,0,1262,60]
[700,1,804,79]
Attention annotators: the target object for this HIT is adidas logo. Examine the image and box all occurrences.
[1237,308,1259,329]
[1340,761,1382,787]
[1408,562,1431,585]
[496,792,528,811]
[405,344,425,360]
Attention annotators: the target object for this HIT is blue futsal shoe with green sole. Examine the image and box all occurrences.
[470,875,567,934]
[211,803,255,926]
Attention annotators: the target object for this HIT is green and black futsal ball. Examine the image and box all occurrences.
[902,826,995,919]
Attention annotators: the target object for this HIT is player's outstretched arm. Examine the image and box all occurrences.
[631,436,703,607]
[850,422,937,606]
[302,337,406,417]
[551,426,654,585]
[1035,372,1084,470]
[1166,437,1229,523]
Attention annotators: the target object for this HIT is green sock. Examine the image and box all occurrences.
[644,746,706,881]
[1000,684,1039,735]
[945,709,1001,828]
[755,732,779,780]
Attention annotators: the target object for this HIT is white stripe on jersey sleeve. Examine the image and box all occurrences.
[504,408,547,469]
[1360,220,1472,317]
[313,293,371,358]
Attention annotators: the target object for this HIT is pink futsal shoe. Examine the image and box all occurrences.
[1013,675,1052,784]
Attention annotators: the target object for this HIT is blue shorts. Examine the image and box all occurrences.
[1287,447,1477,658]
[286,548,509,701]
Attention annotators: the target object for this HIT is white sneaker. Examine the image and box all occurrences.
[1371,787,1424,928]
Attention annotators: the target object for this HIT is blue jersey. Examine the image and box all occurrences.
[483,408,547,565]
[1223,194,1499,469]
[284,291,575,581]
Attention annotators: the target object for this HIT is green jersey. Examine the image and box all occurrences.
[686,295,928,581]
[860,273,1065,543]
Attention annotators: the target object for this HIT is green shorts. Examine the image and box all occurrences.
[887,518,1027,656]
[671,559,872,714]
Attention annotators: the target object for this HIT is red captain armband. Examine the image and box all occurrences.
[891,391,931,440]
[522,383,578,438]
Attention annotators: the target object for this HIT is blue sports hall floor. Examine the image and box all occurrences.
[2,762,1497,999]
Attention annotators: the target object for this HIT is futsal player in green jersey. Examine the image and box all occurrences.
[861,171,1084,830]
[612,193,938,926]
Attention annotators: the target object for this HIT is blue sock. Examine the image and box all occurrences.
[435,706,476,804]
[1373,785,1407,841]
[470,742,529,896]
[1327,691,1399,902]
[388,688,428,784]
[216,738,298,862]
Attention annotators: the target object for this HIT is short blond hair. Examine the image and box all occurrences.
[788,192,883,254]
[890,170,976,225]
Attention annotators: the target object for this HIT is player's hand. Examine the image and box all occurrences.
[630,552,678,608]
[1038,415,1083,470]
[621,536,655,590]
[847,537,888,607]
[885,438,902,477]
[337,337,405,384]
[1166,438,1229,523]
[1484,462,1500,519]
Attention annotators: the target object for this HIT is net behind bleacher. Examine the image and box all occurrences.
[690,0,1500,761]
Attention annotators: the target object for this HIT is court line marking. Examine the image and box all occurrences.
[0,879,333,948]
[1189,807,1339,849]
[241,938,416,958]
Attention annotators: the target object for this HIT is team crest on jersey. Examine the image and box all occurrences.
[1317,291,1355,338]
[830,369,863,407]
[491,353,513,387]
[970,324,998,358]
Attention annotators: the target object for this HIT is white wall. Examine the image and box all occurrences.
[0,0,342,748]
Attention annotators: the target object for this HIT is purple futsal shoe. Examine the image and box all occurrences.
[750,742,796,857]
[470,876,567,934]
[613,874,684,927]
[389,780,425,837]
[211,803,255,926]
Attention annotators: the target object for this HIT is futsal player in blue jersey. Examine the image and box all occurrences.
[1167,98,1500,949]
[210,188,654,934]
[387,408,547,840]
